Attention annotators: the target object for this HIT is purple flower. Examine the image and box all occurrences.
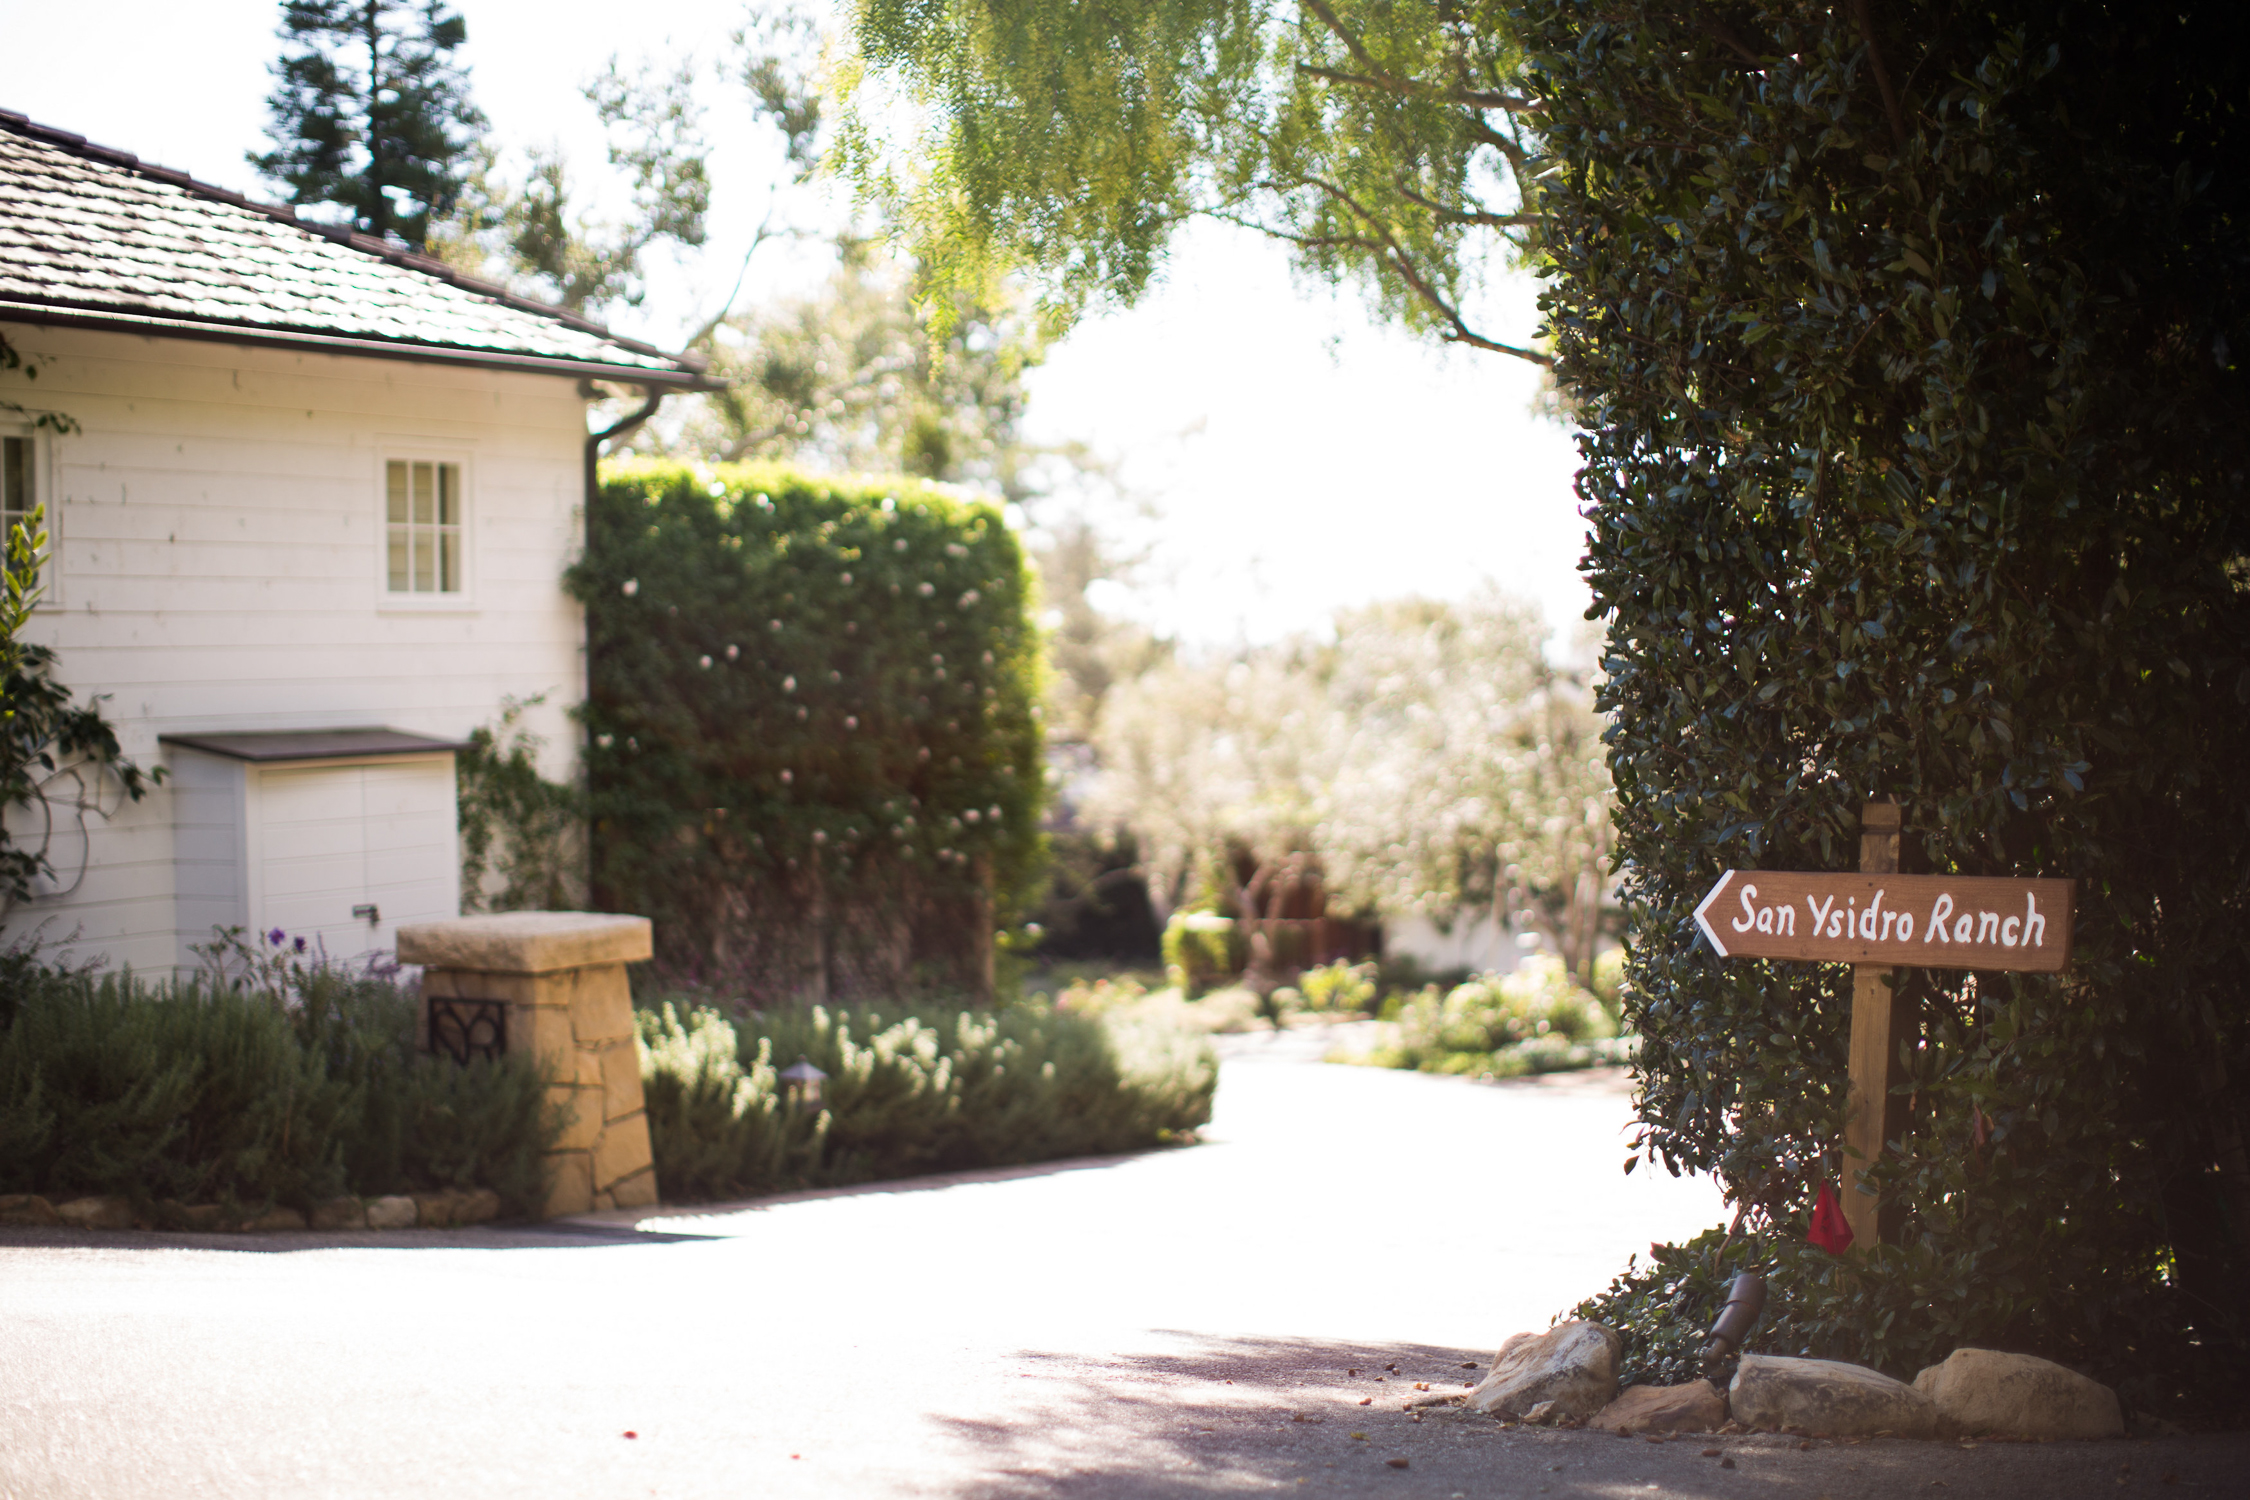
[293,936,308,954]
[268,928,286,946]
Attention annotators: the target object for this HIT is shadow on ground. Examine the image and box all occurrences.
[929,1333,2249,1500]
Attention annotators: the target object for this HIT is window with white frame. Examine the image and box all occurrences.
[384,457,464,594]
[2,432,43,588]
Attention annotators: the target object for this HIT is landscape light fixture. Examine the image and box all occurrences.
[779,1056,828,1112]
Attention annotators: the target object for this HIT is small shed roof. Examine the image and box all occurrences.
[0,110,716,389]
[161,729,470,763]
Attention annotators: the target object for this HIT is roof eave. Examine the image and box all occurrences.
[0,298,728,392]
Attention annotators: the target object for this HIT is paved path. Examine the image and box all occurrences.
[2,1034,2239,1497]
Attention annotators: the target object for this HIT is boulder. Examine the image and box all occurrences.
[455,1188,501,1225]
[414,1190,466,1227]
[242,1205,308,1233]
[1467,1322,1622,1421]
[175,1204,226,1232]
[0,1193,59,1227]
[1730,1353,1939,1439]
[1590,1380,1730,1434]
[365,1195,419,1230]
[308,1197,366,1231]
[1912,1348,2123,1440]
[54,1195,135,1231]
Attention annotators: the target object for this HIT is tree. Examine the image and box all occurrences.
[1322,593,1612,985]
[1089,642,1336,993]
[430,57,714,316]
[839,0,1547,362]
[252,0,486,249]
[1521,0,2250,1393]
[676,240,1047,490]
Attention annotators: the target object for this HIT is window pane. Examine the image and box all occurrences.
[387,528,409,591]
[437,463,456,526]
[412,463,434,526]
[412,530,434,592]
[439,529,458,592]
[385,460,407,524]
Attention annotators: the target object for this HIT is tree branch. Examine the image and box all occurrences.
[1849,0,1908,147]
[1294,63,1538,115]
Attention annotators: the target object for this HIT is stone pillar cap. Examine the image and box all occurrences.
[397,912,653,974]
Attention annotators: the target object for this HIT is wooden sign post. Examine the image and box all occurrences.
[1692,804,2075,1251]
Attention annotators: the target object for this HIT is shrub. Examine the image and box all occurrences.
[0,942,558,1218]
[1297,960,1377,1015]
[571,461,1045,1003]
[1348,956,1627,1077]
[637,997,1217,1201]
[1161,910,1240,996]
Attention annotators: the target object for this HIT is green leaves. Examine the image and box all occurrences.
[1521,0,2250,1394]
[571,461,1046,1000]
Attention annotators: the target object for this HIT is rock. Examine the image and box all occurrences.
[1591,1381,1731,1434]
[242,1206,308,1232]
[454,1188,500,1226]
[1911,1348,2123,1440]
[1522,1401,1560,1424]
[1467,1322,1622,1421]
[365,1194,418,1230]
[155,1200,226,1231]
[413,1190,465,1227]
[1729,1353,1939,1439]
[308,1197,366,1231]
[54,1195,135,1230]
[0,1193,60,1226]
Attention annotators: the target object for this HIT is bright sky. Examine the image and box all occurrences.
[0,0,1592,648]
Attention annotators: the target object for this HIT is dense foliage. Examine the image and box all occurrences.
[1520,0,2249,1401]
[571,461,1045,1002]
[0,944,556,1218]
[637,998,1216,1200]
[840,0,1545,360]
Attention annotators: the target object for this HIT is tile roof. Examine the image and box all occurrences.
[0,111,715,387]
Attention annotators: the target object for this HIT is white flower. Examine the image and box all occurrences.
[918,581,935,596]
[621,578,639,597]
[782,676,795,692]
[959,589,980,607]
[699,655,712,669]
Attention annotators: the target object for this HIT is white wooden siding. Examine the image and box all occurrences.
[0,324,589,975]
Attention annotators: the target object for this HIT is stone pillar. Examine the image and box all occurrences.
[397,912,658,1218]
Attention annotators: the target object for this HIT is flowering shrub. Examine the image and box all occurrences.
[571,461,1044,1000]
[637,996,1216,1200]
[1350,955,1627,1076]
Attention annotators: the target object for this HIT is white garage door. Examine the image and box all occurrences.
[249,757,459,964]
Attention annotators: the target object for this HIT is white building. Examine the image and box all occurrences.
[0,111,710,976]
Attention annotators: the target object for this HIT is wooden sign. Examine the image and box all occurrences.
[1692,801,2078,1256]
[1693,871,2075,972]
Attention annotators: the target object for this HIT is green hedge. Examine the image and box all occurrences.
[638,998,1216,1201]
[1517,0,2249,1401]
[0,951,557,1219]
[570,461,1045,1001]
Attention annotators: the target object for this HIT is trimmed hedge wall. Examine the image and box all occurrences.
[571,461,1045,1001]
